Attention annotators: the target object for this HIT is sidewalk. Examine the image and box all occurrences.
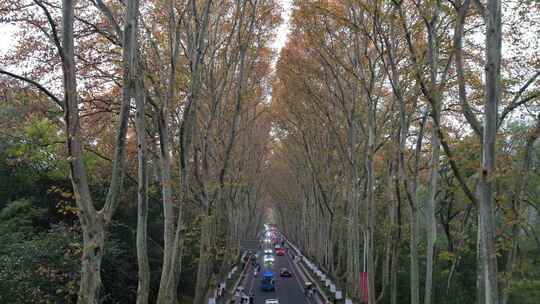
[285,242,330,304]
[215,252,251,304]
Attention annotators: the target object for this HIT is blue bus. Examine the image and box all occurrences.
[260,271,276,291]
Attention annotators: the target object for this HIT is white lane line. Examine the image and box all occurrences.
[285,252,311,304]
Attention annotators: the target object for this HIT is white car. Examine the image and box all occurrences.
[263,255,275,263]
[265,299,279,304]
[264,249,273,254]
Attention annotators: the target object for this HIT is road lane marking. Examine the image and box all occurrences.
[284,252,311,304]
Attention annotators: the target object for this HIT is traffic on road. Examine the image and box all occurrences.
[232,225,321,304]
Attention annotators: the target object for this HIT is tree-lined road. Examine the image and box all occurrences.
[241,249,314,304]
[2,0,538,303]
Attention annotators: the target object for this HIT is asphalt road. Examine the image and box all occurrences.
[240,249,314,304]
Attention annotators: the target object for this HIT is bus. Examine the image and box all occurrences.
[260,271,276,291]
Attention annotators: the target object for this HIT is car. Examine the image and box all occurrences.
[264,249,273,254]
[275,248,286,256]
[261,271,276,291]
[263,255,275,263]
[280,268,292,277]
[265,299,279,304]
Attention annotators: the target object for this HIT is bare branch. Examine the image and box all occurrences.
[499,71,540,127]
[0,68,64,109]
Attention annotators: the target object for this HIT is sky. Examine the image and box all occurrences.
[0,1,294,61]
[270,0,293,68]
[0,24,16,56]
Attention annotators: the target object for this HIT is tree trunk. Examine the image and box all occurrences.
[155,106,177,304]
[135,76,150,304]
[408,113,427,304]
[153,0,184,300]
[346,116,361,299]
[479,0,501,303]
[62,0,133,301]
[78,218,105,304]
[425,3,441,303]
[366,94,376,304]
[61,2,101,302]
[193,212,214,304]
[477,202,486,304]
[390,179,401,304]
[410,204,420,304]
[424,123,439,304]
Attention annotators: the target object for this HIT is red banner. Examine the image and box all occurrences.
[360,272,369,303]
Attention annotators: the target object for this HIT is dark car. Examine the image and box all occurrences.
[280,268,292,277]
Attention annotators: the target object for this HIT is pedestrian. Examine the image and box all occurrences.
[241,293,249,304]
[218,283,224,297]
[249,293,254,304]
[234,291,240,304]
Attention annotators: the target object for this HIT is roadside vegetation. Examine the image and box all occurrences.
[0,0,539,304]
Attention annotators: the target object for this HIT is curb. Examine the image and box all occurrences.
[285,240,331,304]
[216,252,250,304]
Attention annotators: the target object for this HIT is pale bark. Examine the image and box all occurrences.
[424,3,441,303]
[374,14,403,304]
[193,210,215,304]
[155,85,177,304]
[479,0,502,303]
[409,113,428,304]
[193,1,258,302]
[135,77,150,304]
[155,102,178,304]
[365,64,377,304]
[477,192,486,304]
[122,1,148,302]
[60,0,135,301]
[185,1,214,303]
[390,177,401,304]
[154,1,184,302]
[453,0,482,138]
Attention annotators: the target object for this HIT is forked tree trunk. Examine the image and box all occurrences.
[61,0,134,301]
[61,1,102,302]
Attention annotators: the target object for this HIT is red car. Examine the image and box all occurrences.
[275,248,286,256]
